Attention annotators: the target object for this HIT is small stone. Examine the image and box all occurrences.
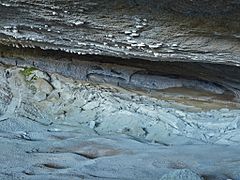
[124,31,132,35]
[137,42,145,47]
[74,21,85,26]
[172,43,178,47]
[131,43,138,47]
[107,34,114,38]
[149,44,160,49]
[12,29,18,33]
[89,121,96,129]
[127,40,137,44]
[130,33,140,38]
[136,25,143,29]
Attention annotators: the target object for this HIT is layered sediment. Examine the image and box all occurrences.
[0,0,240,179]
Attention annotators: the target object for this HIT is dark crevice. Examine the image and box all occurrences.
[41,163,69,170]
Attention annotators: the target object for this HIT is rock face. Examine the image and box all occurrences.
[0,0,240,179]
[0,64,239,179]
[160,0,240,16]
[0,62,240,145]
[0,0,239,65]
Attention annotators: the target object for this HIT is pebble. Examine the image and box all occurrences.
[107,34,114,38]
[124,31,132,35]
[149,44,160,49]
[74,21,85,25]
[131,43,138,47]
[172,43,178,47]
[136,25,144,29]
[89,121,96,129]
[130,33,140,38]
[12,29,18,33]
[127,40,137,44]
[137,42,145,47]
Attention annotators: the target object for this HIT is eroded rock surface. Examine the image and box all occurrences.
[0,0,240,179]
[0,64,238,179]
[0,64,239,145]
[0,0,239,65]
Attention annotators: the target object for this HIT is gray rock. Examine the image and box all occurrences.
[33,91,47,102]
[160,169,202,180]
[33,78,53,94]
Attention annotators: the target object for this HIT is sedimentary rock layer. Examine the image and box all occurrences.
[0,0,240,179]
[0,0,239,65]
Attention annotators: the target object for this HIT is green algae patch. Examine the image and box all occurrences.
[20,67,37,78]
[20,67,38,93]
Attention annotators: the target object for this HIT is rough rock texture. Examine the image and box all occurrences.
[160,169,202,180]
[0,0,240,179]
[0,0,239,65]
[0,64,239,180]
[0,64,240,145]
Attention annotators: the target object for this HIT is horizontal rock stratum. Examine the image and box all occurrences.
[0,0,239,65]
[0,0,240,180]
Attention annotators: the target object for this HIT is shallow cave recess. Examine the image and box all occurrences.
[0,43,240,110]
